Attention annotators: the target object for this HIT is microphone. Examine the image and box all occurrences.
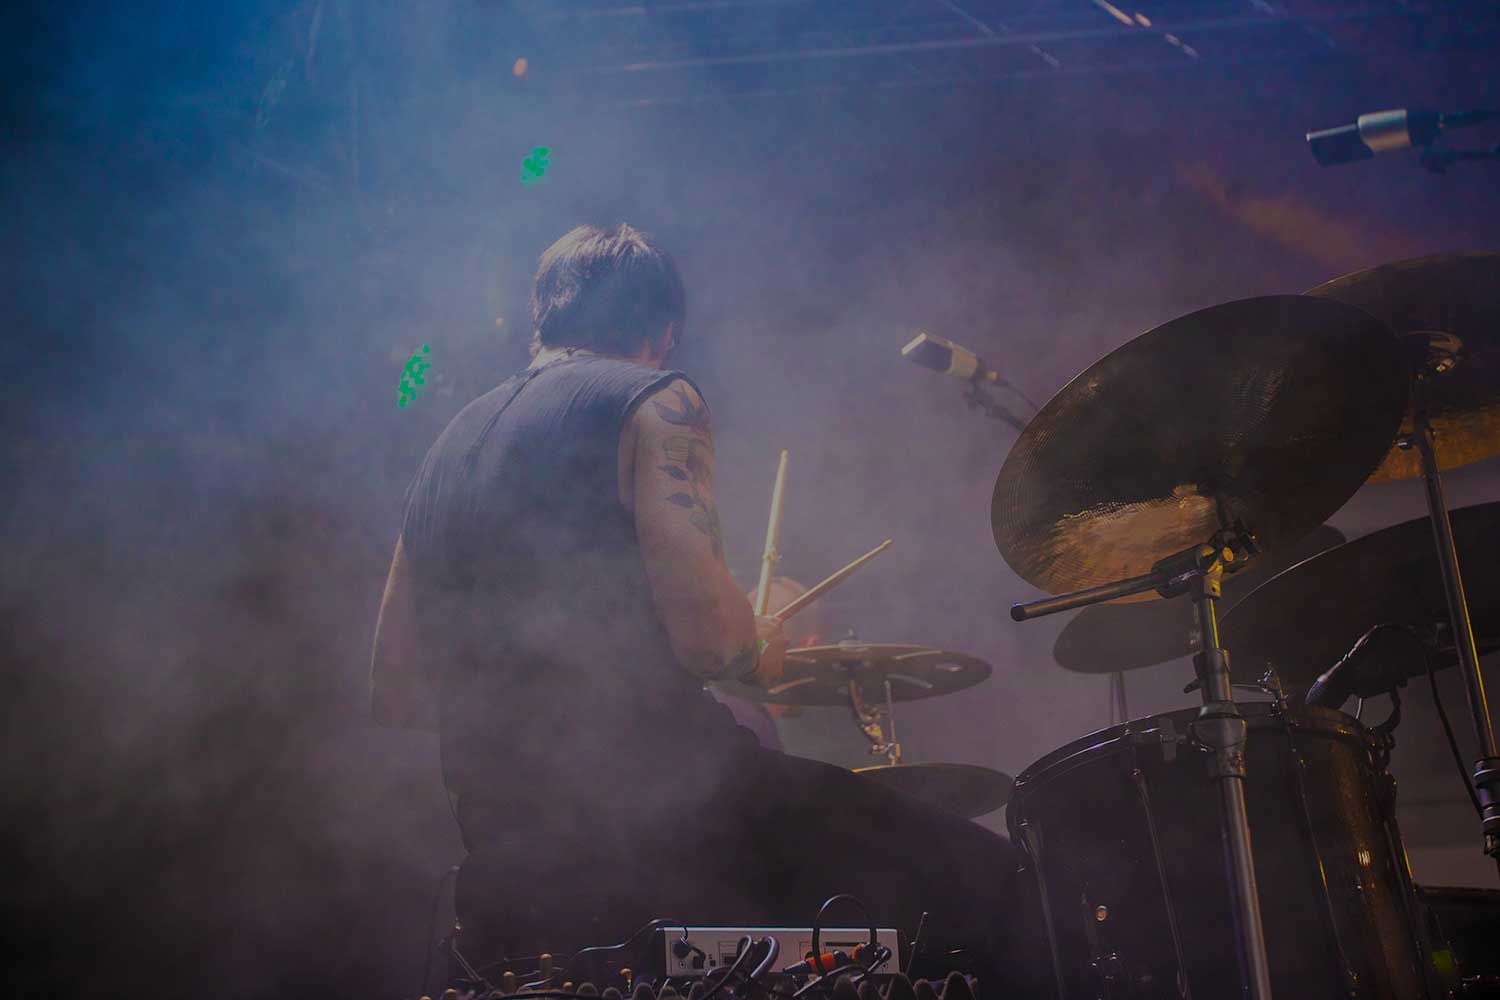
[1305,624,1431,708]
[901,331,1001,383]
[1307,108,1498,166]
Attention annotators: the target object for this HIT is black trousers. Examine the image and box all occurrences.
[455,748,1052,996]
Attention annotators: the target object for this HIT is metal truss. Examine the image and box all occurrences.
[491,0,1500,104]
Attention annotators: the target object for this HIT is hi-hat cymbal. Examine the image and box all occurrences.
[855,763,1014,819]
[738,642,992,706]
[992,296,1407,597]
[1306,252,1500,482]
[1220,502,1500,690]
[1052,524,1346,674]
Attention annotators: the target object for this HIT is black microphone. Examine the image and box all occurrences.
[901,331,1001,383]
[1307,108,1498,166]
[1305,624,1431,708]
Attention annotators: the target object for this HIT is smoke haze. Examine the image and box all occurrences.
[3,2,1498,996]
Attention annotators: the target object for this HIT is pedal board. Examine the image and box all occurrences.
[655,926,903,978]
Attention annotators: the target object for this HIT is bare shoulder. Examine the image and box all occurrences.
[629,376,724,560]
[635,378,716,488]
[620,376,712,510]
[636,377,712,437]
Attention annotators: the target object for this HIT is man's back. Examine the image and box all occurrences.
[399,355,748,842]
[372,226,1038,990]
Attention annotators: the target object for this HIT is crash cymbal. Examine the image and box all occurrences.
[1220,502,1500,690]
[993,295,1407,598]
[1306,253,1500,482]
[741,642,992,706]
[1052,523,1346,674]
[855,763,1014,819]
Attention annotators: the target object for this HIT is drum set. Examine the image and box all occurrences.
[732,252,1500,998]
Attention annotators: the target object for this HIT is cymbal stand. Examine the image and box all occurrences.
[849,677,902,765]
[1405,358,1500,862]
[1108,671,1129,725]
[1184,554,1275,1000]
[962,381,1030,433]
[1013,534,1274,1000]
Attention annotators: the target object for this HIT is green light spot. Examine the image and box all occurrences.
[398,345,433,408]
[521,145,551,186]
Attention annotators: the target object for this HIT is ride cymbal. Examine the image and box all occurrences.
[1306,252,1500,482]
[1220,502,1500,690]
[993,296,1407,597]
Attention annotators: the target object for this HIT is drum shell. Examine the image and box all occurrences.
[1008,704,1432,999]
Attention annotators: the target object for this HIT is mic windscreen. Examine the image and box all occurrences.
[902,331,981,379]
[1304,670,1348,709]
[902,332,954,373]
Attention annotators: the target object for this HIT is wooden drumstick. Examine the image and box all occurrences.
[753,450,789,615]
[773,539,893,622]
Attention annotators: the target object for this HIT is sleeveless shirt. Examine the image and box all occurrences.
[399,356,752,844]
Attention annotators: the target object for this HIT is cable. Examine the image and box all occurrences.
[418,865,462,1000]
[569,918,692,969]
[702,937,761,1000]
[748,937,781,982]
[490,917,695,985]
[701,935,799,1000]
[791,964,875,997]
[785,896,881,1000]
[1427,654,1483,816]
[808,894,877,976]
[452,910,879,1000]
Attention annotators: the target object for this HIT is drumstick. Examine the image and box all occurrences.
[753,450,789,615]
[774,539,893,622]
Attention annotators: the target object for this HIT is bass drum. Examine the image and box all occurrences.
[1008,703,1435,999]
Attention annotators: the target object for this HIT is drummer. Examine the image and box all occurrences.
[372,223,1047,991]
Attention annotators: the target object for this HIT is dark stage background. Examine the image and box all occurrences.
[2,2,1498,996]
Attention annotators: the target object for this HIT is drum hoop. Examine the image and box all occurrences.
[1009,702,1371,802]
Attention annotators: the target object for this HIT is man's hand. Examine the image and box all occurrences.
[746,614,788,689]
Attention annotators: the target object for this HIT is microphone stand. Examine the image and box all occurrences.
[1419,142,1500,174]
[1403,354,1500,868]
[962,380,1032,433]
[1013,532,1276,1000]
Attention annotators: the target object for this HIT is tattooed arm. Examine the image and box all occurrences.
[626,379,775,682]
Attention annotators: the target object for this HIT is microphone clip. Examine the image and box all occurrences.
[961,380,1029,433]
[1418,139,1500,174]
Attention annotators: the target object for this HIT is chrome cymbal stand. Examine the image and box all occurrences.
[1013,533,1273,1000]
[849,677,902,765]
[1183,548,1275,1000]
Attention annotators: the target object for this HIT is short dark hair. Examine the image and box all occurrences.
[530,223,686,355]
